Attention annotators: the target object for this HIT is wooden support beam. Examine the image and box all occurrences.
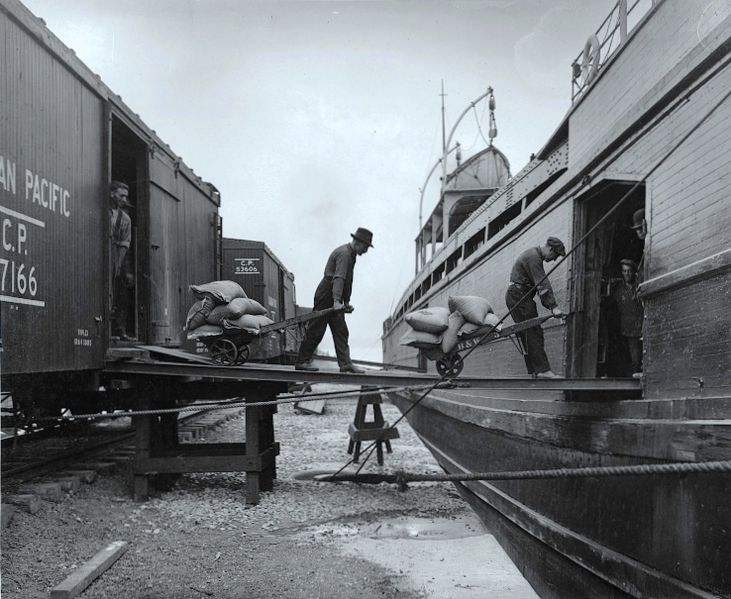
[133,396,152,502]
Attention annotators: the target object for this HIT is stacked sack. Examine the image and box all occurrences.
[185,280,274,338]
[399,295,502,357]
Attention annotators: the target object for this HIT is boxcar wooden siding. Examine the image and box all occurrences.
[1,11,105,374]
[147,152,218,346]
[569,0,731,166]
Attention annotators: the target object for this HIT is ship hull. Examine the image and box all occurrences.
[388,390,731,598]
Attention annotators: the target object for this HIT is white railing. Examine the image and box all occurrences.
[571,0,660,101]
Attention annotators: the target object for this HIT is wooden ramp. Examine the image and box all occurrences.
[105,353,642,392]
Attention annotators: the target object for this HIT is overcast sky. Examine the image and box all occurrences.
[25,0,614,362]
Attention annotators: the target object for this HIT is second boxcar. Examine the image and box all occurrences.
[220,238,298,362]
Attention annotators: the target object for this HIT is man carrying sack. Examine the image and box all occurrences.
[295,228,373,373]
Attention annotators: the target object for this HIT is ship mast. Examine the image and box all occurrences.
[440,79,447,153]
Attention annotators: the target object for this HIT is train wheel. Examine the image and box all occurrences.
[436,354,464,378]
[209,338,239,365]
[234,345,250,365]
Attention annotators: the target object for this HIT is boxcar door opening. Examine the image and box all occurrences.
[567,181,645,383]
[110,114,148,343]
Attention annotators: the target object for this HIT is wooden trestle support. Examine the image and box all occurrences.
[130,379,285,504]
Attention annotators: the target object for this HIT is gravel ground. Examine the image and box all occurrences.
[1,384,479,598]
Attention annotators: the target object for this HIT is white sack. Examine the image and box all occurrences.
[448,296,494,325]
[405,307,450,334]
[440,311,466,354]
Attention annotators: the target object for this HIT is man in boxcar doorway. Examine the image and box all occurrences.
[612,258,643,377]
[505,237,566,378]
[294,228,373,373]
[110,180,133,341]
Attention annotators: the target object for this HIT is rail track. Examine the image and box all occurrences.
[1,406,246,522]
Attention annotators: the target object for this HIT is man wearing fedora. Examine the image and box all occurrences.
[295,227,373,373]
[505,237,566,378]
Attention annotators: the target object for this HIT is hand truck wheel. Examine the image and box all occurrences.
[234,345,250,365]
[436,353,464,378]
[209,338,239,365]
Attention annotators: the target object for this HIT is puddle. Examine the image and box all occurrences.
[302,512,538,598]
[360,513,484,541]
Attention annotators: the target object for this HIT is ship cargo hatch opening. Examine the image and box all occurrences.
[110,114,149,344]
[567,180,645,384]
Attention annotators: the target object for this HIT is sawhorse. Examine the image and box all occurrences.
[347,385,399,465]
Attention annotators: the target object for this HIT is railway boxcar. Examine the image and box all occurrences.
[0,0,221,413]
[220,238,298,362]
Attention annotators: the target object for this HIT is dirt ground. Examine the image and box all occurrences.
[1,384,535,598]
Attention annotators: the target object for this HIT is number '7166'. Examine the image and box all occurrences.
[0,258,38,296]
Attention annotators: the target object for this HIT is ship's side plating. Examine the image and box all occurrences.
[383,0,731,402]
[384,1,731,597]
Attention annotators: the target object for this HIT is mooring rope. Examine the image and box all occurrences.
[319,460,731,491]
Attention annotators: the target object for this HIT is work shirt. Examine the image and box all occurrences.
[110,208,131,248]
[110,207,132,277]
[323,243,357,303]
[509,247,557,309]
[612,282,643,337]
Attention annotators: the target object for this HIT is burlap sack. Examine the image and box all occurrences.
[483,312,503,331]
[206,297,268,325]
[399,329,443,348]
[457,322,481,337]
[186,323,223,339]
[405,307,450,333]
[185,296,216,331]
[223,314,274,333]
[237,298,268,316]
[448,296,493,325]
[440,311,466,354]
[190,280,246,305]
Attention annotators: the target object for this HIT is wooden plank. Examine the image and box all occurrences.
[1,504,16,528]
[640,248,731,297]
[134,345,213,364]
[104,360,641,391]
[293,398,326,415]
[49,541,128,599]
[5,494,41,514]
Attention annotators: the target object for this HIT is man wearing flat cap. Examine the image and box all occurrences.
[295,227,373,373]
[505,237,566,378]
[612,258,643,376]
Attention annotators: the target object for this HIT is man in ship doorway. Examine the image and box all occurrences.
[505,237,566,378]
[110,180,133,341]
[612,258,643,377]
[294,227,374,373]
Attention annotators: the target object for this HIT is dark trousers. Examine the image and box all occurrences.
[112,266,129,336]
[296,277,352,367]
[505,286,550,375]
[625,336,642,374]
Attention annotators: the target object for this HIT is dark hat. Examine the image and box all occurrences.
[351,227,374,248]
[631,209,645,229]
[546,236,566,256]
[620,258,637,270]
